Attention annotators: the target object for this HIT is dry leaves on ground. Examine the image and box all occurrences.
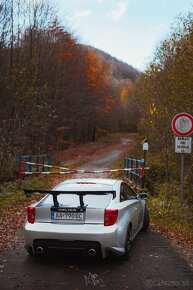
[151,222,193,269]
[0,201,32,252]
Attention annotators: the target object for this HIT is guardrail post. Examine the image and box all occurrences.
[29,155,32,172]
[127,157,129,179]
[19,154,23,178]
[124,157,126,177]
[48,155,51,171]
[136,160,139,185]
[36,156,39,172]
[124,157,129,178]
[130,158,133,181]
[42,156,45,172]
[126,157,129,178]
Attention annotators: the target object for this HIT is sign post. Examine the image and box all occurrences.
[141,139,149,188]
[172,113,193,204]
[180,153,184,204]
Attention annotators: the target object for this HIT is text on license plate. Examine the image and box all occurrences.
[52,212,84,220]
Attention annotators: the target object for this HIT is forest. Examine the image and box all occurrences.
[0,0,192,200]
[130,11,193,202]
[0,0,138,182]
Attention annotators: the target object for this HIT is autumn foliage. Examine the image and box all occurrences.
[0,0,137,182]
[131,11,193,202]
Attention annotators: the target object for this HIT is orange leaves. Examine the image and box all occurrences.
[85,52,114,114]
[85,52,108,89]
[120,80,133,105]
[87,65,100,88]
[120,87,128,105]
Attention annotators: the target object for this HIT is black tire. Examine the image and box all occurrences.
[121,227,131,260]
[142,206,150,231]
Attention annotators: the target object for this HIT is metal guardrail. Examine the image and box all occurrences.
[124,157,145,188]
[18,155,146,188]
[19,154,51,177]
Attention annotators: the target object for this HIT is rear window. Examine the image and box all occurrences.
[42,193,112,208]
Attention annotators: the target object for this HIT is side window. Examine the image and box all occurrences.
[121,183,137,201]
[120,183,128,202]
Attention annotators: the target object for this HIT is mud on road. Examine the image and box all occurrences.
[0,137,192,290]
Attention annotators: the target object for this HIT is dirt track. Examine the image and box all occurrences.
[0,138,192,290]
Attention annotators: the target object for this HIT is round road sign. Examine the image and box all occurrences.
[172,113,193,136]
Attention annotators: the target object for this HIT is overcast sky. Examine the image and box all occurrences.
[49,0,193,70]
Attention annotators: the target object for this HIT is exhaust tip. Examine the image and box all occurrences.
[36,246,44,255]
[88,248,96,256]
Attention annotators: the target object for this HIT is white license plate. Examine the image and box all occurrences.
[52,211,84,221]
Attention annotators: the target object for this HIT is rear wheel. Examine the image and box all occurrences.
[142,206,150,231]
[122,227,131,260]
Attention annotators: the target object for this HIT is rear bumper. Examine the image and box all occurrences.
[32,239,102,257]
[24,222,125,258]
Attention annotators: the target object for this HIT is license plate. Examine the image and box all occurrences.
[52,211,84,221]
[51,207,85,222]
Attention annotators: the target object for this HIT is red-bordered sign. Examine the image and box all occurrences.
[172,113,193,136]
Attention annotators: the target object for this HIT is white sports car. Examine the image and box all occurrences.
[24,178,149,259]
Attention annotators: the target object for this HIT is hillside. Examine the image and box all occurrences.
[85,45,140,83]
[0,0,140,182]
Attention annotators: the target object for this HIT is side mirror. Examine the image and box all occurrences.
[137,193,148,200]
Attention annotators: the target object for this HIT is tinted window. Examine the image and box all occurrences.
[120,183,129,202]
[120,183,136,202]
[42,193,112,208]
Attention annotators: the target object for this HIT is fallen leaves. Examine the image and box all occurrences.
[151,222,193,269]
[0,201,32,252]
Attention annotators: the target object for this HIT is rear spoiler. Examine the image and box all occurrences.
[23,189,116,208]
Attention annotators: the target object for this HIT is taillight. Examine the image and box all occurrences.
[104,209,118,226]
[27,207,35,224]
